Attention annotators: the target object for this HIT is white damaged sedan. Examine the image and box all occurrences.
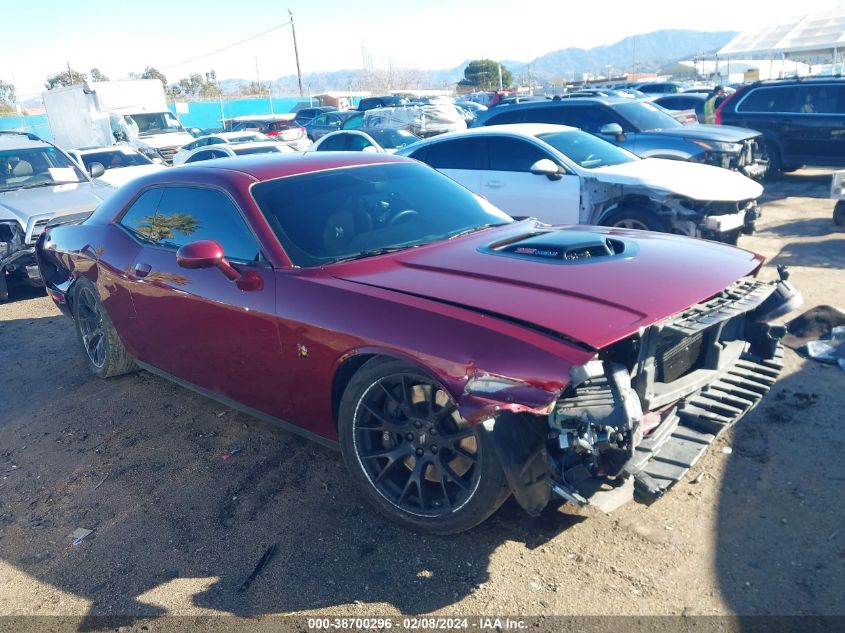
[397,124,763,243]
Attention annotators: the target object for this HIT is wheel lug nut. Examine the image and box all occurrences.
[415,448,424,457]
[429,428,438,436]
[431,445,438,454]
[406,433,414,441]
[414,421,422,429]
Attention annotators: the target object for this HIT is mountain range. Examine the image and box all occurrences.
[221,29,737,95]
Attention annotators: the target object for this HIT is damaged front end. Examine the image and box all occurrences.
[0,218,46,301]
[482,272,802,515]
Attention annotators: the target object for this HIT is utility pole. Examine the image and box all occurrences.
[289,9,303,97]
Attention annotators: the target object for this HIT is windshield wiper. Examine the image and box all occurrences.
[14,180,82,190]
[448,222,508,240]
[331,244,418,264]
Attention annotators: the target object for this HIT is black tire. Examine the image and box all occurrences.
[602,207,666,232]
[834,201,845,228]
[764,141,783,180]
[338,358,509,534]
[72,277,137,379]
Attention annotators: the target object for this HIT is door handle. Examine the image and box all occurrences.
[133,263,152,278]
[486,180,505,188]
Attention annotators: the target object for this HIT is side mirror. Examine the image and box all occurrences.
[89,163,105,178]
[530,158,563,180]
[599,123,624,138]
[176,240,263,291]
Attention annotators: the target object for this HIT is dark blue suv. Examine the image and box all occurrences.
[473,97,768,179]
[715,77,845,176]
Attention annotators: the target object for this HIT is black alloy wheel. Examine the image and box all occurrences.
[76,284,107,369]
[339,359,509,534]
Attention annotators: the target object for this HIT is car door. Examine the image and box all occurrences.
[407,138,483,195]
[791,83,845,166]
[122,185,288,417]
[481,136,580,223]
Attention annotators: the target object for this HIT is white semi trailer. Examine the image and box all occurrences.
[42,80,194,164]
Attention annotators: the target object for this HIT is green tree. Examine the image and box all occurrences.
[0,80,16,113]
[90,68,109,82]
[460,59,512,90]
[137,213,199,242]
[45,68,88,90]
[141,66,167,87]
[168,70,219,99]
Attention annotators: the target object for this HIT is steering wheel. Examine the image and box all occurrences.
[386,209,419,226]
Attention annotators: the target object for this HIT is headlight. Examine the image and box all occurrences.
[691,140,743,153]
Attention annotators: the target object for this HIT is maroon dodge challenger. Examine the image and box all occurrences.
[36,152,801,534]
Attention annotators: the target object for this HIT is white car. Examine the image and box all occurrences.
[66,146,167,189]
[309,129,421,154]
[177,141,296,164]
[172,131,270,165]
[397,124,763,243]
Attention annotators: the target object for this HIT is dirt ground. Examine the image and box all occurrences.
[0,170,843,627]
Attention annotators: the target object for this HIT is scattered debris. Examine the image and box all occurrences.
[237,543,278,593]
[800,326,845,370]
[222,447,242,461]
[691,471,706,484]
[70,528,94,545]
[721,447,733,455]
[783,305,845,348]
[216,411,227,418]
[93,473,110,490]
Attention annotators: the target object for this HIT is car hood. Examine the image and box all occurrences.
[0,182,107,227]
[139,132,196,149]
[651,124,760,142]
[96,164,166,188]
[589,158,763,201]
[328,222,764,350]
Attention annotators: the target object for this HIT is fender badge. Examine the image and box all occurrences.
[297,344,309,359]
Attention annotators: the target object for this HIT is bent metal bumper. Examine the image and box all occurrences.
[485,274,801,515]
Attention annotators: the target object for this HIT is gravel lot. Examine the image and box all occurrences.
[1,170,843,625]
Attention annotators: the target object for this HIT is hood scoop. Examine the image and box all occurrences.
[481,230,634,264]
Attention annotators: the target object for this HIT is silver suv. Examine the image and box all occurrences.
[0,132,110,301]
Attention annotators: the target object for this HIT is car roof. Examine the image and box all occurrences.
[174,150,415,180]
[73,146,139,155]
[416,123,578,142]
[221,114,297,123]
[0,134,51,151]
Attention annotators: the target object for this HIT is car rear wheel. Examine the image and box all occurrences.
[72,278,137,379]
[834,201,845,227]
[338,359,509,534]
[602,208,666,232]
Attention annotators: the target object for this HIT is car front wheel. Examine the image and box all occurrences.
[602,208,666,232]
[338,359,509,534]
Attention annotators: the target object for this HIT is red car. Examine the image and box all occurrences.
[37,152,800,534]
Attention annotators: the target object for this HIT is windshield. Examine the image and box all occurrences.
[129,112,185,135]
[251,162,512,267]
[79,149,152,171]
[538,130,638,169]
[613,100,683,131]
[1,146,87,192]
[368,129,419,150]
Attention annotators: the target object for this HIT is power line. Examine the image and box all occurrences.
[161,21,291,71]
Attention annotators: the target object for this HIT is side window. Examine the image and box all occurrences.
[487,109,527,125]
[118,189,165,241]
[487,137,551,172]
[797,85,842,114]
[737,87,800,113]
[206,138,225,146]
[558,106,629,133]
[155,187,261,262]
[419,138,483,170]
[347,135,374,151]
[520,106,564,124]
[317,135,347,151]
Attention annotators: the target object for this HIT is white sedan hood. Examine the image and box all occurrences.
[97,164,167,189]
[591,158,763,202]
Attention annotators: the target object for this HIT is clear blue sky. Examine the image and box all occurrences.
[2,0,840,98]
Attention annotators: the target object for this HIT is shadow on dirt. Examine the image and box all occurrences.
[715,357,845,615]
[0,315,585,627]
[760,170,832,204]
[768,239,845,270]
